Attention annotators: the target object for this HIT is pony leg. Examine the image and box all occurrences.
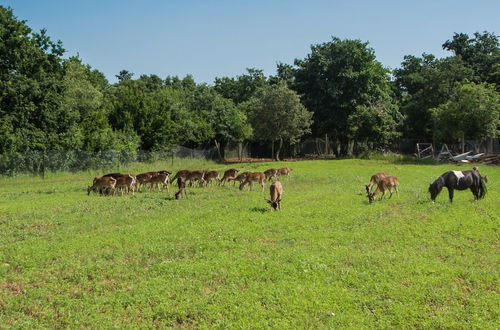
[448,188,454,203]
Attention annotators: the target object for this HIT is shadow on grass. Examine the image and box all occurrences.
[250,207,270,213]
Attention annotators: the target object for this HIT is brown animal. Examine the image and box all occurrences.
[147,173,170,191]
[136,172,155,191]
[277,167,292,180]
[266,181,283,210]
[171,170,192,183]
[368,176,399,203]
[115,174,136,195]
[365,172,387,194]
[233,172,249,186]
[175,178,188,199]
[264,169,278,181]
[88,176,116,195]
[186,170,206,187]
[239,172,265,191]
[204,170,220,186]
[220,169,239,185]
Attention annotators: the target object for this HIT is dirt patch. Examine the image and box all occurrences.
[0,282,25,295]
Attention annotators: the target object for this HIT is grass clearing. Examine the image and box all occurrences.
[0,159,498,328]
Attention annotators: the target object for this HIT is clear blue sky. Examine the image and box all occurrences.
[3,0,499,84]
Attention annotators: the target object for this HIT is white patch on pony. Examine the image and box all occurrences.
[452,171,465,182]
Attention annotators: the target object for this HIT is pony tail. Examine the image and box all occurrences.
[478,176,487,199]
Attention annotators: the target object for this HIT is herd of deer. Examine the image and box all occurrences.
[87,167,291,210]
[87,166,401,209]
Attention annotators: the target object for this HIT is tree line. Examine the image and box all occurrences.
[1,6,499,163]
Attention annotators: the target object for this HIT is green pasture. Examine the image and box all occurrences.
[0,159,498,328]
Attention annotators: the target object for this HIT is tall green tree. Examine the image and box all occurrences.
[0,6,70,153]
[247,82,312,160]
[394,54,475,140]
[292,37,399,156]
[214,68,267,104]
[442,31,500,87]
[431,82,500,151]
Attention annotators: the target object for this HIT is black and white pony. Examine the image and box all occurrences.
[428,169,487,202]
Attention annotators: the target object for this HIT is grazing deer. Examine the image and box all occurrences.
[277,168,292,180]
[266,181,283,210]
[204,170,220,186]
[365,172,387,194]
[220,169,239,185]
[234,172,249,186]
[147,173,170,191]
[239,172,265,191]
[186,170,206,187]
[264,169,278,181]
[368,176,399,203]
[115,175,136,195]
[136,172,155,192]
[171,170,192,184]
[88,176,116,196]
[175,178,188,199]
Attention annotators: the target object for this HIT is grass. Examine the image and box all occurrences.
[0,159,498,328]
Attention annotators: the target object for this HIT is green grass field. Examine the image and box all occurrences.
[0,159,498,328]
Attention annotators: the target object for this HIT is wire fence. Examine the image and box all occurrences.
[0,146,219,176]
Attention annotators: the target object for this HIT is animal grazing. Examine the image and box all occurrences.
[264,169,278,181]
[203,170,221,186]
[175,178,188,199]
[147,173,170,191]
[277,167,292,180]
[428,169,486,202]
[88,176,116,196]
[115,174,136,195]
[135,172,155,191]
[365,172,387,194]
[234,172,249,186]
[368,176,399,203]
[266,181,283,210]
[186,170,206,187]
[239,172,265,191]
[220,169,239,185]
[171,170,192,183]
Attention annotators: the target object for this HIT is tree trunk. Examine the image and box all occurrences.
[271,140,275,160]
[275,138,283,161]
[214,139,225,162]
[339,138,349,157]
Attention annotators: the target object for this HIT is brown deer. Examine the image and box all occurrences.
[365,172,387,194]
[233,172,249,186]
[115,174,136,195]
[239,172,265,191]
[186,170,206,187]
[147,173,170,191]
[136,172,155,191]
[277,168,292,180]
[368,176,399,203]
[266,181,283,210]
[264,169,278,181]
[171,170,192,183]
[88,176,116,195]
[204,170,220,186]
[220,169,239,185]
[175,178,188,199]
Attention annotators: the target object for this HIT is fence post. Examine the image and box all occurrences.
[41,150,46,179]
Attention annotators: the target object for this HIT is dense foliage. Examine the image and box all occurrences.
[0,5,499,170]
